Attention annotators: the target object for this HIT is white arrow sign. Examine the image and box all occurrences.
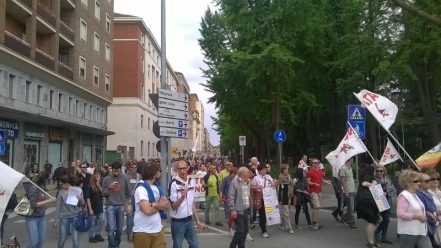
[158,108,187,120]
[158,118,188,129]
[159,89,188,103]
[158,98,188,111]
[160,127,187,138]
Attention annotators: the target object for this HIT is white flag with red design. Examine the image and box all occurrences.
[326,127,368,172]
[379,138,402,166]
[354,89,398,130]
[0,161,24,227]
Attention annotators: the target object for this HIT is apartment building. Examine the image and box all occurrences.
[108,13,184,162]
[189,93,206,155]
[0,0,114,172]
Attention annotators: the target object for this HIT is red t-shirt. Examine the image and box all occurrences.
[307,168,325,193]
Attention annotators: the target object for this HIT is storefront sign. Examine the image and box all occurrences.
[0,118,19,138]
[49,127,64,141]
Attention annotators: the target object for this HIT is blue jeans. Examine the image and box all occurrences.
[25,216,47,248]
[126,210,134,237]
[58,217,79,248]
[171,219,199,248]
[106,205,125,248]
[88,212,105,239]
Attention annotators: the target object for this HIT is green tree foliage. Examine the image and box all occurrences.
[199,0,440,162]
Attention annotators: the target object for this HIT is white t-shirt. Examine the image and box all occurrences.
[133,181,163,233]
[169,177,196,219]
[252,173,273,189]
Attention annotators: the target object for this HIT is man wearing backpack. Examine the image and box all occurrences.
[102,162,131,248]
[169,160,203,248]
[132,164,169,247]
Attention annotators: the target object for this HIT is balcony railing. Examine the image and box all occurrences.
[58,62,73,79]
[35,49,54,70]
[4,31,31,58]
[18,0,32,9]
[59,21,74,42]
[37,4,56,27]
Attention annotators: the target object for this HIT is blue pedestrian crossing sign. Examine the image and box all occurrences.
[348,105,366,121]
[346,121,365,140]
[274,130,287,143]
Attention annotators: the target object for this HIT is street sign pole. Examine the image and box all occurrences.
[160,0,168,191]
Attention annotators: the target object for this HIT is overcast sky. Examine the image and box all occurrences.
[114,0,220,146]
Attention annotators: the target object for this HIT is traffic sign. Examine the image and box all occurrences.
[239,136,246,146]
[158,118,188,129]
[159,89,188,103]
[158,108,188,120]
[158,98,188,111]
[348,105,366,121]
[347,121,365,139]
[274,130,286,143]
[0,130,4,156]
[159,127,187,138]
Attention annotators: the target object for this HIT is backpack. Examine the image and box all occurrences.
[75,209,92,232]
[132,181,167,219]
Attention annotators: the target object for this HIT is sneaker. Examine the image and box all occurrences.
[349,224,359,230]
[289,229,295,234]
[89,238,98,243]
[311,224,319,231]
[246,233,254,241]
[95,235,105,242]
[215,222,223,227]
[262,232,270,238]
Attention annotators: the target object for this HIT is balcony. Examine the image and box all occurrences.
[37,4,56,27]
[17,0,32,10]
[4,31,31,58]
[59,21,74,42]
[58,62,73,79]
[35,48,54,70]
[60,0,75,10]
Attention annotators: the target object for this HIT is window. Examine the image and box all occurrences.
[81,0,87,8]
[101,110,105,123]
[147,142,150,156]
[93,67,99,86]
[148,118,150,130]
[68,97,72,114]
[95,1,101,21]
[59,48,70,66]
[8,74,15,97]
[106,14,111,33]
[50,90,54,109]
[90,105,93,120]
[96,107,100,122]
[148,43,151,54]
[147,65,150,78]
[141,141,144,157]
[105,43,110,60]
[141,115,144,127]
[58,93,63,112]
[25,81,31,103]
[94,32,100,51]
[80,19,87,41]
[140,34,145,45]
[83,103,87,118]
[79,57,86,79]
[105,75,110,92]
[141,57,144,72]
[37,85,42,106]
[76,100,80,116]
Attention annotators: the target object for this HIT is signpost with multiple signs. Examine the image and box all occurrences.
[151,89,189,139]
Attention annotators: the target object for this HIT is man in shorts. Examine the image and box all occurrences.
[307,158,331,230]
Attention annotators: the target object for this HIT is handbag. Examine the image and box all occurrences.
[75,209,92,232]
[14,196,34,217]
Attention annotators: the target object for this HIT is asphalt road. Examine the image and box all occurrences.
[2,184,401,248]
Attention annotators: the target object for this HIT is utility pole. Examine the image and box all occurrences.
[160,0,169,189]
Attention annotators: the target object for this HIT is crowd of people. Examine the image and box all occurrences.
[2,155,441,248]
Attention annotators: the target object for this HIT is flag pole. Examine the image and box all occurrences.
[347,121,378,166]
[23,177,53,198]
[352,92,419,171]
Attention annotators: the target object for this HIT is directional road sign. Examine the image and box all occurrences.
[159,127,187,138]
[158,98,188,111]
[348,105,366,121]
[158,118,188,129]
[274,130,287,143]
[347,121,365,140]
[159,89,188,103]
[158,108,188,120]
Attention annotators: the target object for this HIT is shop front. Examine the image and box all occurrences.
[0,118,19,167]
